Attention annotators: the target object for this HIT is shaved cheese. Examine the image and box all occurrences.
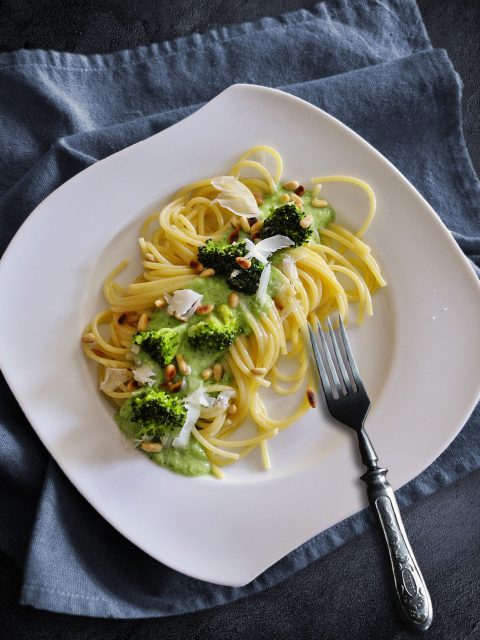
[132,364,155,386]
[173,384,211,449]
[100,368,130,392]
[244,235,294,264]
[282,255,298,282]
[165,289,202,320]
[214,389,236,410]
[257,262,271,305]
[211,176,259,217]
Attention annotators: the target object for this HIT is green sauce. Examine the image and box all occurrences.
[151,438,211,477]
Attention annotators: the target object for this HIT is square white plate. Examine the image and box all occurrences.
[1,85,479,586]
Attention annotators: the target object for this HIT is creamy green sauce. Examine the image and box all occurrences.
[260,186,335,230]
[151,438,210,476]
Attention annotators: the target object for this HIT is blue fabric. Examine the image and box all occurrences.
[0,0,478,618]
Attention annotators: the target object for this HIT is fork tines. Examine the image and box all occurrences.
[308,316,363,398]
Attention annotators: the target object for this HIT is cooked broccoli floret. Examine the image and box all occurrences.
[133,327,184,367]
[197,239,264,295]
[187,304,240,351]
[117,387,187,442]
[260,203,313,247]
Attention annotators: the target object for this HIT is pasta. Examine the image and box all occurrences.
[81,146,385,478]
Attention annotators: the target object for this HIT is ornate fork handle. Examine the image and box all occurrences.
[362,466,433,631]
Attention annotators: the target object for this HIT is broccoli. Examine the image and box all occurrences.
[133,327,184,367]
[197,239,264,295]
[117,387,187,443]
[260,203,313,247]
[187,304,240,351]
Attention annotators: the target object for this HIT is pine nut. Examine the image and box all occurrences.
[189,260,204,274]
[176,354,190,375]
[279,193,290,203]
[294,185,306,196]
[164,364,176,382]
[230,216,241,228]
[306,388,317,408]
[251,367,267,376]
[140,441,163,452]
[200,268,215,278]
[313,183,322,196]
[225,418,233,427]
[212,362,223,382]
[274,299,284,311]
[168,379,185,392]
[127,381,139,392]
[137,314,149,331]
[196,303,214,316]
[283,180,300,191]
[154,298,166,309]
[201,368,212,380]
[311,198,328,208]
[253,192,263,204]
[236,256,251,269]
[144,252,155,262]
[300,214,313,229]
[228,292,239,308]
[291,193,304,208]
[81,332,95,344]
[240,217,251,233]
[227,403,237,415]
[250,220,264,235]
[228,227,240,243]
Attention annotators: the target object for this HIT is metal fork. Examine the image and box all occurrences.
[309,317,433,631]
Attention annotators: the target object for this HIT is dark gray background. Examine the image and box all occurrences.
[0,1,479,638]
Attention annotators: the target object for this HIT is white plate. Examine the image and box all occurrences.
[1,85,479,586]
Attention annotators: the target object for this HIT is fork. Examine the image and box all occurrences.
[308,317,433,631]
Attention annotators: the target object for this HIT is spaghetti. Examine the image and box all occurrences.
[82,146,385,478]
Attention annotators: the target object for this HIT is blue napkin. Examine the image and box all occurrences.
[0,0,479,617]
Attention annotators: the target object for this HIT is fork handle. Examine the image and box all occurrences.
[362,467,433,631]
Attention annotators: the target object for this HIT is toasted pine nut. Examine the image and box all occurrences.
[306,388,317,408]
[236,256,251,269]
[137,314,149,331]
[189,260,204,274]
[294,185,306,196]
[127,381,138,392]
[164,364,176,382]
[144,252,155,262]
[291,193,304,208]
[230,216,241,228]
[313,183,322,196]
[184,365,192,376]
[225,418,233,427]
[274,299,284,311]
[201,368,212,380]
[212,362,223,382]
[168,379,184,392]
[283,180,300,191]
[250,220,264,235]
[300,214,314,229]
[311,198,328,208]
[140,441,163,452]
[154,298,166,309]
[253,192,263,204]
[279,193,290,203]
[196,303,214,316]
[200,268,215,278]
[81,332,95,344]
[240,217,251,233]
[228,227,240,243]
[227,403,237,415]
[175,354,190,375]
[251,367,267,376]
[228,292,239,308]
